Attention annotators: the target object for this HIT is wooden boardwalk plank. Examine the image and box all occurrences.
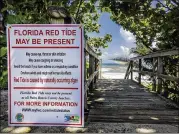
[87,79,179,126]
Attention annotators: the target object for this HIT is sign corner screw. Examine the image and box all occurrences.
[79,25,82,29]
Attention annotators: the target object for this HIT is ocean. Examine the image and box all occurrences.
[101,60,128,79]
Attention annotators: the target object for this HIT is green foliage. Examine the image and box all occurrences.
[99,0,179,53]
[0,34,7,88]
[0,70,8,88]
[0,0,112,88]
[87,34,112,55]
[0,47,7,57]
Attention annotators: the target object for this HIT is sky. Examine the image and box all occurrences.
[87,12,136,60]
[87,1,161,61]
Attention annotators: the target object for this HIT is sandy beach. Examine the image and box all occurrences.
[100,60,151,86]
[101,60,131,79]
[101,66,127,79]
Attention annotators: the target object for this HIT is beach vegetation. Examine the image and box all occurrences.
[0,0,111,88]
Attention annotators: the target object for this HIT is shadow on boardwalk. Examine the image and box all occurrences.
[87,79,179,133]
[0,79,179,133]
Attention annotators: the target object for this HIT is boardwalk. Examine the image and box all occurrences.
[0,79,179,133]
[86,79,179,133]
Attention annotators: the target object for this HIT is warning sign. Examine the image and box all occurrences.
[7,24,84,127]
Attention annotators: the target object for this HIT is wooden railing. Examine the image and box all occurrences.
[125,49,179,99]
[84,43,101,111]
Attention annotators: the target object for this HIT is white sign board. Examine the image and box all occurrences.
[7,24,84,127]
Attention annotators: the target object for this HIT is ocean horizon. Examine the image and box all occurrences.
[102,59,119,65]
[101,59,128,68]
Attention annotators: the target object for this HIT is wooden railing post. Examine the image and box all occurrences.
[177,64,179,84]
[131,61,133,80]
[89,55,94,91]
[84,53,86,83]
[96,59,99,79]
[157,57,163,93]
[124,61,131,79]
[152,58,157,91]
[162,57,168,97]
[94,58,98,85]
[93,58,96,89]
[138,59,141,84]
[100,59,102,79]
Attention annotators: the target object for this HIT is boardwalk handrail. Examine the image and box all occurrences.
[84,43,100,110]
[131,48,179,60]
[85,43,99,59]
[125,48,179,100]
